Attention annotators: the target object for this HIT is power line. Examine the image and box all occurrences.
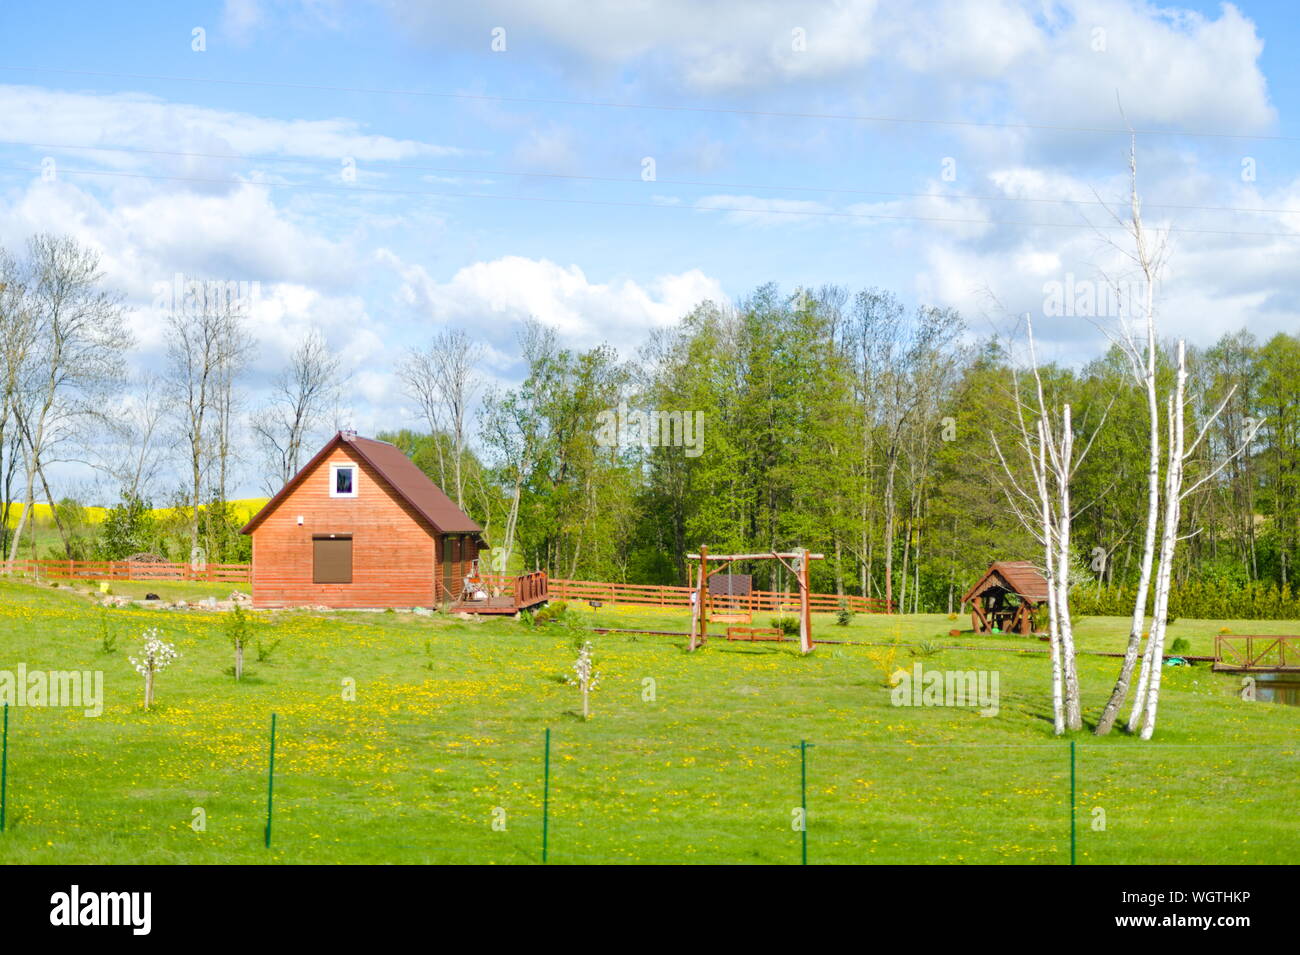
[2,138,1298,218]
[3,161,1298,239]
[1,64,1295,144]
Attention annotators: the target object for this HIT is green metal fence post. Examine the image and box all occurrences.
[1070,739,1076,866]
[1,703,8,834]
[791,740,813,865]
[541,727,551,864]
[264,712,277,848]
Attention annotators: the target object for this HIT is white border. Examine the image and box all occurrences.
[329,462,359,498]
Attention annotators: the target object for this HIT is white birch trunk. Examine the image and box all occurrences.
[1095,274,1160,736]
[1036,420,1065,735]
[1055,405,1083,731]
[1136,343,1187,738]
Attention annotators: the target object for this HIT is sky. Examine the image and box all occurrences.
[1,1,1298,496]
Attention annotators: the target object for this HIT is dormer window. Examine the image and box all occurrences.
[330,463,358,498]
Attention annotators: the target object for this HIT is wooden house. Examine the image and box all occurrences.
[240,431,491,610]
[962,560,1050,635]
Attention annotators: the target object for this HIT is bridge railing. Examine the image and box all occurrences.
[1214,634,1300,670]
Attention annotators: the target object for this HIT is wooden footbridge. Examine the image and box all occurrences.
[1213,634,1300,672]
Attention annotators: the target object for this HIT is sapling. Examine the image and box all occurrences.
[567,641,600,719]
[224,605,252,679]
[96,609,118,654]
[129,628,179,709]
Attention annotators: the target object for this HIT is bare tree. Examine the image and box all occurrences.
[992,315,1109,733]
[4,235,128,562]
[400,329,483,506]
[1092,138,1170,736]
[1127,342,1260,738]
[1091,137,1258,737]
[252,329,342,491]
[0,249,32,565]
[164,285,248,561]
[92,372,166,502]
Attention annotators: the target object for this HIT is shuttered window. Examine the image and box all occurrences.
[313,535,353,584]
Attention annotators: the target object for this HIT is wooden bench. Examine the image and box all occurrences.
[726,626,787,642]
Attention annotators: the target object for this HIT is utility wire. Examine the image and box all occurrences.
[4,162,1298,239]
[2,138,1298,218]
[1,64,1295,143]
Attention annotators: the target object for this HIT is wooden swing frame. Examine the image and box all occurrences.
[685,546,825,655]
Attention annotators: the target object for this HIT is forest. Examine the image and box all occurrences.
[3,235,1299,618]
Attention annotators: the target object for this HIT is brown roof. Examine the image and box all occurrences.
[962,560,1050,605]
[240,432,483,536]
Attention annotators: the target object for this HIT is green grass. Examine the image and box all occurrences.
[0,579,1295,864]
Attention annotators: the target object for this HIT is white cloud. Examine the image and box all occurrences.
[380,0,1275,141]
[0,84,464,165]
[378,251,727,349]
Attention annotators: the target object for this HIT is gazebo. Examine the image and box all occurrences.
[962,561,1050,635]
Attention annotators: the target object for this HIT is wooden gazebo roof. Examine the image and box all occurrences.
[962,561,1050,606]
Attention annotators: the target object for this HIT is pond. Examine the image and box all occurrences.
[1253,671,1300,706]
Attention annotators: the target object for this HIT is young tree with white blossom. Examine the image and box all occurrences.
[129,628,179,709]
[567,641,600,720]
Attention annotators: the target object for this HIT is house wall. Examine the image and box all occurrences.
[249,445,439,608]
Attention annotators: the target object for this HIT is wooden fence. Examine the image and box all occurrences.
[3,560,252,584]
[486,575,891,614]
[5,561,889,612]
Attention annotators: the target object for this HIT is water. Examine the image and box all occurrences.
[1254,672,1300,706]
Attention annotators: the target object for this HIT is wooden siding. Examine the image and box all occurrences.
[250,445,440,609]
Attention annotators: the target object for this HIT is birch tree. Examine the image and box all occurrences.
[1093,140,1170,736]
[1128,342,1260,737]
[479,321,556,575]
[992,316,1108,733]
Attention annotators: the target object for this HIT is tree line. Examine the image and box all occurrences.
[3,232,1299,628]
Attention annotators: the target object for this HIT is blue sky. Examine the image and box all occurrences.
[1,1,1298,495]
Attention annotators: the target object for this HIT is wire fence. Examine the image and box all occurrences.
[0,704,1294,864]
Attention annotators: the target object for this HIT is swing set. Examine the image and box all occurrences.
[685,545,825,655]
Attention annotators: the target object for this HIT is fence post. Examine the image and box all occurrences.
[1,703,8,833]
[264,713,277,848]
[541,727,551,864]
[792,740,813,865]
[1069,739,1076,866]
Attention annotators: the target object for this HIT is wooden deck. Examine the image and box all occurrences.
[450,595,525,615]
[448,571,549,615]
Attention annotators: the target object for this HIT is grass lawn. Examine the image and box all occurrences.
[47,579,244,603]
[0,580,1295,865]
